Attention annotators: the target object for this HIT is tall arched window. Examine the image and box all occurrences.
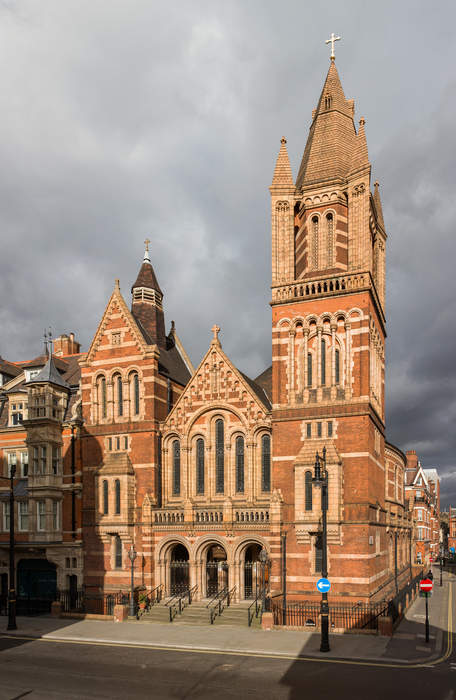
[172,440,181,496]
[261,434,271,492]
[321,339,326,385]
[196,438,204,495]
[305,471,313,511]
[97,376,107,420]
[235,436,245,493]
[103,480,109,514]
[326,213,334,266]
[215,419,224,494]
[130,372,140,416]
[114,374,123,417]
[115,479,120,514]
[114,535,122,569]
[307,353,313,387]
[312,216,319,269]
[335,348,340,385]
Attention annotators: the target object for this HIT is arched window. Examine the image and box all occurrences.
[335,348,340,385]
[235,436,245,493]
[172,440,180,496]
[215,419,224,494]
[114,374,123,417]
[196,438,204,495]
[114,535,122,569]
[326,213,334,266]
[103,480,108,514]
[307,353,313,387]
[312,216,319,269]
[305,471,312,511]
[130,372,140,416]
[97,376,107,419]
[321,338,326,385]
[261,434,271,492]
[115,479,120,514]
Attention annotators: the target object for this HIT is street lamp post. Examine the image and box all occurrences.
[259,547,268,612]
[313,447,330,653]
[128,545,137,618]
[440,552,443,587]
[0,464,17,630]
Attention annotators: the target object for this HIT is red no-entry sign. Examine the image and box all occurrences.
[420,578,433,592]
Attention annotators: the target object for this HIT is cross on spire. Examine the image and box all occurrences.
[211,324,221,343]
[143,238,151,263]
[325,32,341,60]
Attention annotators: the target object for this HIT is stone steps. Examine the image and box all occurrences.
[138,600,262,628]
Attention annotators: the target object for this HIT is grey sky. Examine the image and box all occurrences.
[1,1,455,507]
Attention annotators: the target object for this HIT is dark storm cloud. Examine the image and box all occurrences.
[0,1,455,506]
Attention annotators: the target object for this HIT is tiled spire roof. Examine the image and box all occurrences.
[373,181,385,229]
[296,60,357,188]
[271,137,294,188]
[131,248,163,296]
[28,354,70,390]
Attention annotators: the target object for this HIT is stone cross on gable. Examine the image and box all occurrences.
[326,32,341,60]
[211,324,221,342]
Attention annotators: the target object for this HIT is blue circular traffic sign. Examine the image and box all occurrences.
[316,577,331,593]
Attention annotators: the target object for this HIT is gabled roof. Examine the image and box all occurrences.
[28,355,70,390]
[296,60,359,189]
[254,365,272,404]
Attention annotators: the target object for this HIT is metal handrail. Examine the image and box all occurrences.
[167,585,198,622]
[209,585,236,624]
[247,586,266,627]
[206,586,228,608]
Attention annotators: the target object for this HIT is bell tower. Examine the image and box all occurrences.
[270,55,392,602]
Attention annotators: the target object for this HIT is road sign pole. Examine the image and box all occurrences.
[425,593,429,643]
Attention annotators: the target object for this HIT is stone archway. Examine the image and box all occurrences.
[169,543,190,595]
[205,544,228,598]
[243,543,262,599]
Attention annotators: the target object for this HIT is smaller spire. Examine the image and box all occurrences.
[115,278,120,291]
[270,137,294,189]
[373,181,385,229]
[144,238,151,263]
[349,117,370,174]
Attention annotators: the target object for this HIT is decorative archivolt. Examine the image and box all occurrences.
[275,308,365,331]
[303,192,338,206]
[352,183,366,197]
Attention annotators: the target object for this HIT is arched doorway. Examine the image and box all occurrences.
[17,559,57,615]
[244,544,262,599]
[169,544,189,595]
[206,544,228,597]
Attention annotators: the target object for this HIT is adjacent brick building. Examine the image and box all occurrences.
[404,451,441,566]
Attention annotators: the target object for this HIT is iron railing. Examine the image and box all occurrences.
[166,585,197,622]
[247,586,268,627]
[209,585,236,624]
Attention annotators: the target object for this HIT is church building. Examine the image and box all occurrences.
[77,55,412,606]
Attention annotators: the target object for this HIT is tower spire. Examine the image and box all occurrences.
[270,137,294,190]
[131,240,166,348]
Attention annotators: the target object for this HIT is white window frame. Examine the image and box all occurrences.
[7,452,17,477]
[52,501,59,530]
[37,500,46,531]
[20,451,29,478]
[3,502,10,531]
[18,501,28,531]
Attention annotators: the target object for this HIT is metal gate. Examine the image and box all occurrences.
[244,561,261,599]
[206,561,228,597]
[170,560,189,595]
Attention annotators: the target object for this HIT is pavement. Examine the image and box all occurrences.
[1,568,453,668]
